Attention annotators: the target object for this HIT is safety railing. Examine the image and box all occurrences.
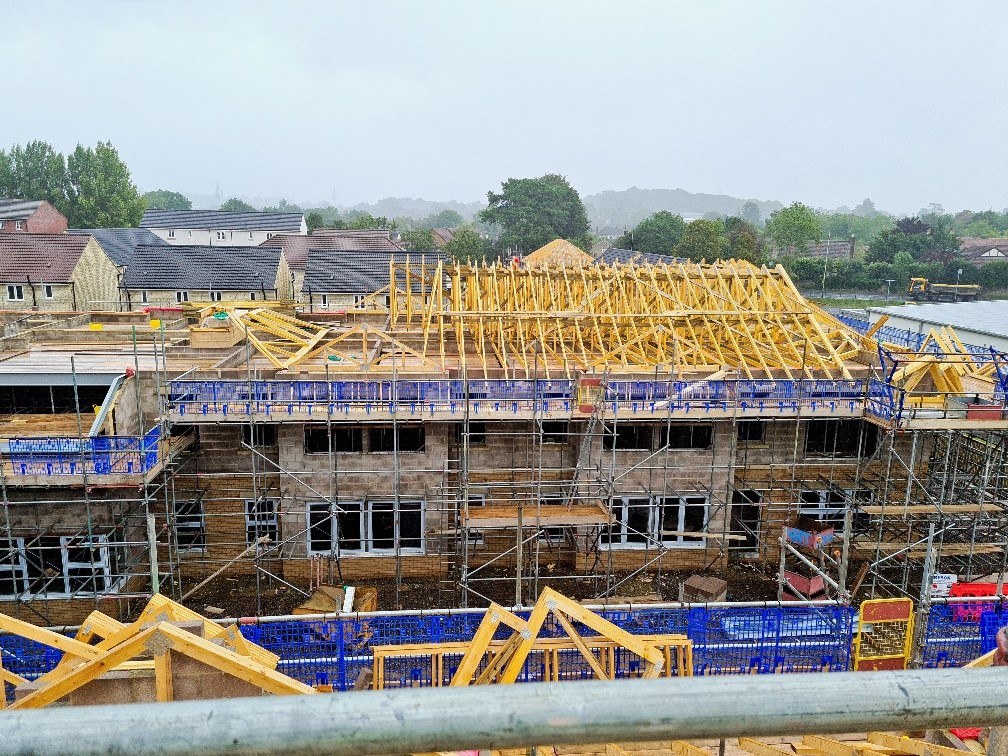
[4,426,161,477]
[921,599,1008,668]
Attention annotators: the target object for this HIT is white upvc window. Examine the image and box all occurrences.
[319,293,329,308]
[209,291,223,302]
[798,489,872,520]
[317,499,424,556]
[43,284,54,299]
[174,499,205,552]
[10,535,116,598]
[245,498,279,546]
[602,495,709,549]
[140,290,149,304]
[14,221,24,230]
[0,538,28,598]
[7,285,24,301]
[167,229,176,239]
[176,291,189,303]
[249,291,257,301]
[353,294,366,307]
[216,231,227,241]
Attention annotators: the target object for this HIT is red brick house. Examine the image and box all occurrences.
[0,199,68,234]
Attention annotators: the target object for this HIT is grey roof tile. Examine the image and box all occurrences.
[68,228,166,267]
[0,199,44,221]
[303,249,445,294]
[140,208,304,232]
[121,244,284,291]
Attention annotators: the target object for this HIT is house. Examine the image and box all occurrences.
[261,229,404,298]
[959,237,1008,265]
[121,244,292,308]
[0,233,120,311]
[301,248,444,311]
[140,209,306,246]
[804,240,854,260]
[67,227,167,280]
[0,199,68,234]
[594,247,683,265]
[431,228,454,248]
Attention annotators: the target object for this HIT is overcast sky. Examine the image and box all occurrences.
[2,1,1006,213]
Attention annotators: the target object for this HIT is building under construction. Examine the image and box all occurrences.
[0,248,1006,625]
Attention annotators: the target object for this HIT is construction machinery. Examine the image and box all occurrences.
[907,277,980,302]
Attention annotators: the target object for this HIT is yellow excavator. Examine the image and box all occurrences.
[907,277,980,302]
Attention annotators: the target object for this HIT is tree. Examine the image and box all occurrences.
[740,201,762,227]
[0,140,68,208]
[142,190,191,211]
[401,228,434,251]
[262,198,302,213]
[764,202,822,255]
[675,219,728,262]
[866,217,960,264]
[306,211,324,233]
[442,227,489,262]
[724,216,764,264]
[479,174,590,253]
[65,141,144,228]
[346,212,393,231]
[422,208,465,228]
[615,211,685,254]
[219,198,257,213]
[853,198,882,218]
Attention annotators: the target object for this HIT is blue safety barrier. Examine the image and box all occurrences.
[6,426,161,477]
[920,602,1008,668]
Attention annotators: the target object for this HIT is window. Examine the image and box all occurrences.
[805,420,878,458]
[656,496,708,547]
[174,499,205,551]
[798,489,872,521]
[304,425,362,453]
[659,423,712,450]
[249,292,257,301]
[369,424,425,453]
[209,291,223,302]
[307,501,336,555]
[7,285,24,301]
[455,422,487,446]
[602,497,652,547]
[15,221,24,230]
[540,421,569,444]
[167,229,175,239]
[326,499,425,555]
[266,232,274,240]
[0,221,4,230]
[729,490,762,551]
[737,420,765,443]
[462,494,485,544]
[320,294,329,308]
[216,231,227,241]
[384,295,391,309]
[249,232,254,240]
[175,291,189,303]
[43,284,54,299]
[244,498,278,545]
[603,423,652,451]
[354,295,366,307]
[140,291,148,304]
[11,535,116,597]
[242,424,277,446]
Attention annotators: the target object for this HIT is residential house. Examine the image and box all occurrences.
[68,228,167,269]
[140,209,306,246]
[594,247,683,265]
[0,199,68,234]
[804,240,854,260]
[121,244,292,308]
[431,228,454,248]
[261,229,404,298]
[0,233,120,311]
[960,237,1008,265]
[301,248,444,311]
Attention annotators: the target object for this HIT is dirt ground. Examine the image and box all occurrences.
[174,561,781,618]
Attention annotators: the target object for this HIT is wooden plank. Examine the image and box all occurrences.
[154,650,173,702]
[803,736,894,756]
[553,611,610,680]
[0,614,99,659]
[670,741,710,756]
[739,738,797,756]
[867,732,967,756]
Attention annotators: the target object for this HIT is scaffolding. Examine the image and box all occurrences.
[0,256,1006,626]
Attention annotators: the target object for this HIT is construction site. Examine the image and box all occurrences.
[0,244,1007,753]
[0,245,1006,627]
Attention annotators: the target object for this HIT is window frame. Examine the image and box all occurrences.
[175,290,189,303]
[244,498,279,546]
[43,284,54,299]
[174,499,206,552]
[167,229,176,239]
[209,291,223,302]
[7,284,24,301]
[319,499,425,556]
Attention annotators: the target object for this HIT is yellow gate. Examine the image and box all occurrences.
[853,597,914,671]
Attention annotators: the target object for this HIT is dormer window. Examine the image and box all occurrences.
[216,231,227,241]
[14,221,24,230]
[167,229,176,239]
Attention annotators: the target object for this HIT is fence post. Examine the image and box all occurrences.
[911,524,937,668]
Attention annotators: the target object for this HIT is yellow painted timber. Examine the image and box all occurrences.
[154,650,173,702]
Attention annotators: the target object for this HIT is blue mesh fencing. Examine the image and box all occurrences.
[921,602,1008,668]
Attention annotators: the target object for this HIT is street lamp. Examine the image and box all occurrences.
[956,268,963,302]
[884,279,895,305]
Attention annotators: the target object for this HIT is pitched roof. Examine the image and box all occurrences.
[303,249,445,295]
[140,208,304,232]
[67,228,166,267]
[594,247,684,266]
[431,228,454,247]
[960,237,1008,259]
[261,230,404,269]
[0,233,92,282]
[121,244,284,291]
[804,240,853,259]
[0,199,45,221]
[524,239,593,267]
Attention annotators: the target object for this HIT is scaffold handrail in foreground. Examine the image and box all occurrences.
[0,668,1006,756]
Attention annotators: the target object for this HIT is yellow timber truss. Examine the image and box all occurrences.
[0,595,314,708]
[390,257,868,379]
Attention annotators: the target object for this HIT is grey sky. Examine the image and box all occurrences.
[2,1,1006,213]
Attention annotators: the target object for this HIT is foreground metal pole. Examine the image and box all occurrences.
[2,669,1008,756]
